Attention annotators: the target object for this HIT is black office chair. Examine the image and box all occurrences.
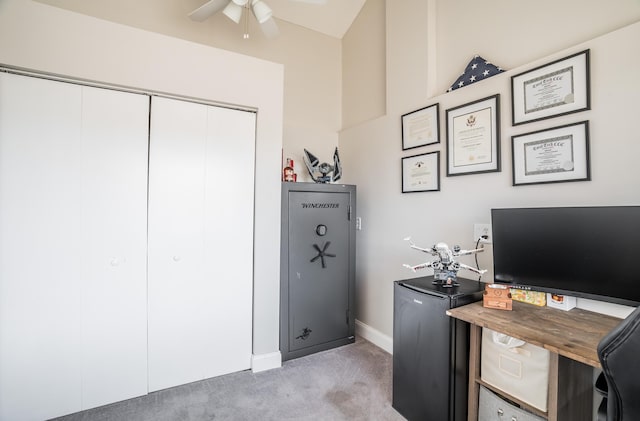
[597,305,640,421]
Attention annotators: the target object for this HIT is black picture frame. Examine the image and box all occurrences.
[402,151,440,193]
[446,94,501,177]
[401,103,440,150]
[511,49,590,126]
[511,120,590,186]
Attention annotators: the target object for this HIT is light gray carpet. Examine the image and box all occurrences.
[53,338,406,421]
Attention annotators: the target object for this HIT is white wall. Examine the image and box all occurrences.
[435,0,640,95]
[0,0,283,365]
[33,0,342,183]
[342,0,640,128]
[342,0,386,129]
[341,1,640,348]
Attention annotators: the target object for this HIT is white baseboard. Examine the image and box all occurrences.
[251,351,282,373]
[355,319,393,354]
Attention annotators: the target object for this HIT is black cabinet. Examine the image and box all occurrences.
[280,183,356,361]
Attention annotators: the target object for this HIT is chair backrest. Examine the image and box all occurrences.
[597,305,640,421]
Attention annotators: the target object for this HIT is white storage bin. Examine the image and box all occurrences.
[479,385,545,421]
[481,328,550,412]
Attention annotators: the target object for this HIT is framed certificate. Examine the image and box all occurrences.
[401,103,439,150]
[402,151,440,193]
[446,94,501,176]
[511,49,590,125]
[512,121,590,186]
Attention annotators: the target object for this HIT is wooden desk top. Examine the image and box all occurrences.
[447,301,623,368]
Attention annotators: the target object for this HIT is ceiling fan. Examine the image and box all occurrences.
[189,0,327,39]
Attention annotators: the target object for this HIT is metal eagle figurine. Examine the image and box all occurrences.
[403,237,487,286]
[303,147,342,183]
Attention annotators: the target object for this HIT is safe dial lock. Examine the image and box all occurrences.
[315,224,327,236]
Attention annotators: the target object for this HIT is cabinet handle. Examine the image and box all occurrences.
[110,257,120,267]
[497,408,504,416]
[172,255,182,262]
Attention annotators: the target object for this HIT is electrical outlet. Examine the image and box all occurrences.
[473,223,492,243]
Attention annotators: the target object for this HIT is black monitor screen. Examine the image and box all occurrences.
[491,206,640,306]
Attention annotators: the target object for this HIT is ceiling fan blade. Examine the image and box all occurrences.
[188,0,230,22]
[260,17,279,39]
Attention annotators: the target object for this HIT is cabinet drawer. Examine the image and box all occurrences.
[479,386,545,421]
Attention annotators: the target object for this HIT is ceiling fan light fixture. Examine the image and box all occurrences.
[231,0,249,5]
[251,0,272,24]
[222,2,243,24]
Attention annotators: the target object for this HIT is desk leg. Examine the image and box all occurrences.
[548,353,559,421]
[557,356,594,421]
[467,324,481,421]
[548,353,594,421]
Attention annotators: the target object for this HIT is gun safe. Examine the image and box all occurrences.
[280,182,356,361]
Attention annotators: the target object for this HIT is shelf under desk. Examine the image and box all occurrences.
[447,300,622,421]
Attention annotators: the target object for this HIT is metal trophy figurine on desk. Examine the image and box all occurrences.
[403,237,486,286]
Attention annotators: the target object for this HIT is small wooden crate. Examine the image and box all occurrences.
[483,284,512,310]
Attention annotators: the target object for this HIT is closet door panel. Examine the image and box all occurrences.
[0,73,83,420]
[148,97,254,391]
[79,87,149,409]
[201,107,255,377]
[148,97,208,391]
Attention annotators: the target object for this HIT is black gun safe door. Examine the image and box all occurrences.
[280,182,356,361]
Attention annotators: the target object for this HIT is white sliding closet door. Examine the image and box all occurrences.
[0,73,149,420]
[148,97,255,392]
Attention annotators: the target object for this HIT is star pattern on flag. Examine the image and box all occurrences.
[447,55,505,92]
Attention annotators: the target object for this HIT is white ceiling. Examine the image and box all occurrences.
[259,0,366,39]
[34,0,366,40]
